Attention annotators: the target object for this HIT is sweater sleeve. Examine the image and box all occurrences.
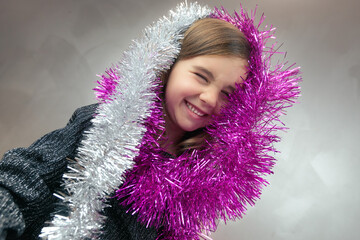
[0,104,98,240]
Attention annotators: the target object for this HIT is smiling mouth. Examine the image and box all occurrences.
[186,101,206,117]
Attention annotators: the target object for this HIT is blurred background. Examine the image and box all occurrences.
[0,0,359,239]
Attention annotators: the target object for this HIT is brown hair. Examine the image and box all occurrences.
[161,18,251,156]
[178,18,250,60]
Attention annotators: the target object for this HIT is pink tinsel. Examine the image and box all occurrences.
[94,67,121,102]
[95,5,301,240]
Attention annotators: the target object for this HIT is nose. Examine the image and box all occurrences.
[199,87,219,109]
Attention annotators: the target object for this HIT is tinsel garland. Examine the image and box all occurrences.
[114,4,301,240]
[40,2,211,239]
[40,2,301,240]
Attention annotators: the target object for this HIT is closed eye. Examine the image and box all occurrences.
[221,91,230,97]
[195,73,208,82]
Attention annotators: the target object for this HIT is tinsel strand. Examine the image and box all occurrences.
[40,2,211,239]
[115,4,301,240]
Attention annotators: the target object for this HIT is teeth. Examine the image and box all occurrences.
[186,102,204,117]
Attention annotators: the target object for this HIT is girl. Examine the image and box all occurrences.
[0,2,301,240]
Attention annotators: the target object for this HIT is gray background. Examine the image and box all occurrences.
[0,0,359,239]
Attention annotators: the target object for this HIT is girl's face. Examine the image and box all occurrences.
[164,55,248,137]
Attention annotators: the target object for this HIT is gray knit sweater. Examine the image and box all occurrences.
[0,104,158,240]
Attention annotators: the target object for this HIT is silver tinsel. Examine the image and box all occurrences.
[40,2,211,239]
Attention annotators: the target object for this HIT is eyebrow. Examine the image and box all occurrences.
[194,65,236,92]
[194,66,214,80]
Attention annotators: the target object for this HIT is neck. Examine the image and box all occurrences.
[161,115,184,156]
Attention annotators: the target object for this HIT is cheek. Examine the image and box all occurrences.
[213,106,222,115]
[214,100,229,115]
[164,81,183,113]
[167,79,196,100]
[164,88,177,110]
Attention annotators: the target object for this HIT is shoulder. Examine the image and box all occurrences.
[67,103,99,126]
